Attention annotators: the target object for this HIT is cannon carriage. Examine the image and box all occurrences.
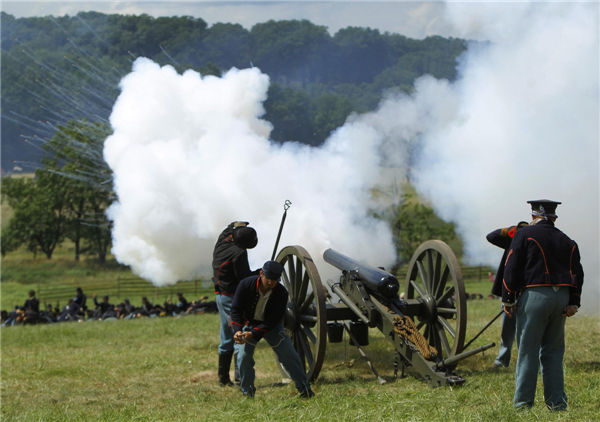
[275,241,494,387]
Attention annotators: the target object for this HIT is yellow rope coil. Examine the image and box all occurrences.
[393,315,438,361]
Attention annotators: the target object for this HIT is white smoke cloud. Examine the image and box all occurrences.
[409,2,599,316]
[104,58,399,286]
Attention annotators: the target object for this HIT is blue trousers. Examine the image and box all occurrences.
[495,304,517,367]
[216,294,235,355]
[514,287,569,410]
[235,322,310,395]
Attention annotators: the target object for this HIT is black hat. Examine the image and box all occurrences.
[527,199,561,218]
[177,292,183,296]
[103,295,109,300]
[262,261,284,281]
[76,287,83,293]
[233,226,258,249]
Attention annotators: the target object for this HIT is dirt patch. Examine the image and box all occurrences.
[190,371,216,383]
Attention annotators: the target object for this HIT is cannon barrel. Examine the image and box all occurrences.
[434,342,496,369]
[323,248,400,298]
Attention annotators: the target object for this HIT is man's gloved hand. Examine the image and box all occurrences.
[503,303,515,317]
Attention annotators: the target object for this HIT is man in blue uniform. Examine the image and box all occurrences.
[486,221,528,367]
[231,261,314,398]
[503,200,583,410]
[212,221,260,386]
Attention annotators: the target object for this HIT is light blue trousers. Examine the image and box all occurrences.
[235,322,310,395]
[514,287,569,410]
[216,294,234,355]
[495,304,517,367]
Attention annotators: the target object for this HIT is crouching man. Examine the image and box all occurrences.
[231,261,314,398]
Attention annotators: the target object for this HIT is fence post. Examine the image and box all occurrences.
[195,279,197,296]
[117,279,121,299]
[154,287,158,305]
[478,266,482,282]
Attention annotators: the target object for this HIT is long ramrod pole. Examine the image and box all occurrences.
[271,200,292,260]
[463,310,503,350]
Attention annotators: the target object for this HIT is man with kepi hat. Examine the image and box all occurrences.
[231,260,315,398]
[502,199,584,410]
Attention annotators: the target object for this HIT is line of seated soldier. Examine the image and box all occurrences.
[1,289,218,326]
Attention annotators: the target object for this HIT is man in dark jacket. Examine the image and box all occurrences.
[92,294,114,319]
[24,290,40,313]
[22,290,40,325]
[74,287,87,313]
[176,293,189,314]
[487,221,528,367]
[231,261,314,398]
[503,200,584,410]
[212,221,260,386]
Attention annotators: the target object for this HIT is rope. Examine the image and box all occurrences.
[393,315,438,361]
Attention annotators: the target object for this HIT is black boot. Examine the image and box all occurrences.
[234,352,241,386]
[218,351,234,386]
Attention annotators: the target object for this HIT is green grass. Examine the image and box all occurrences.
[1,257,135,309]
[2,298,598,421]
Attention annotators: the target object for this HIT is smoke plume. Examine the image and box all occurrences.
[104,2,598,316]
[104,60,399,285]
[410,2,599,315]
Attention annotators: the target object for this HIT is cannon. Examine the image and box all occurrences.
[276,240,494,387]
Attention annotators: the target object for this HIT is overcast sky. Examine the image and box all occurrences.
[2,1,474,40]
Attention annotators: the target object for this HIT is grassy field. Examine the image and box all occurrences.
[2,293,599,421]
[2,190,598,421]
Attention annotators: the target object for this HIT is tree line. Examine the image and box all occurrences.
[1,11,467,168]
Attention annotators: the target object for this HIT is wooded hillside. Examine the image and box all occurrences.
[1,11,467,170]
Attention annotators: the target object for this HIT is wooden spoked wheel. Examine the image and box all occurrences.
[276,245,327,381]
[404,240,467,361]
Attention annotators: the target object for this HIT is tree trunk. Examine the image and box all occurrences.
[74,197,85,261]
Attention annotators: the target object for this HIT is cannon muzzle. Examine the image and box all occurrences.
[323,248,400,298]
[434,342,496,370]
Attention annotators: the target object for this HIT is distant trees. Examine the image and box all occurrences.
[1,120,114,262]
[251,19,331,86]
[1,167,72,259]
[392,192,457,263]
[264,84,354,145]
[1,11,468,169]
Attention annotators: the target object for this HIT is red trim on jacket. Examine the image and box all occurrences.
[503,279,515,293]
[527,237,551,283]
[505,249,513,266]
[216,260,230,281]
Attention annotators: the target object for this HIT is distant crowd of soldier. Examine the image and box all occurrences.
[0,287,217,326]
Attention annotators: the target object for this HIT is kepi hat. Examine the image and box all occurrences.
[527,199,561,219]
[262,261,284,281]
